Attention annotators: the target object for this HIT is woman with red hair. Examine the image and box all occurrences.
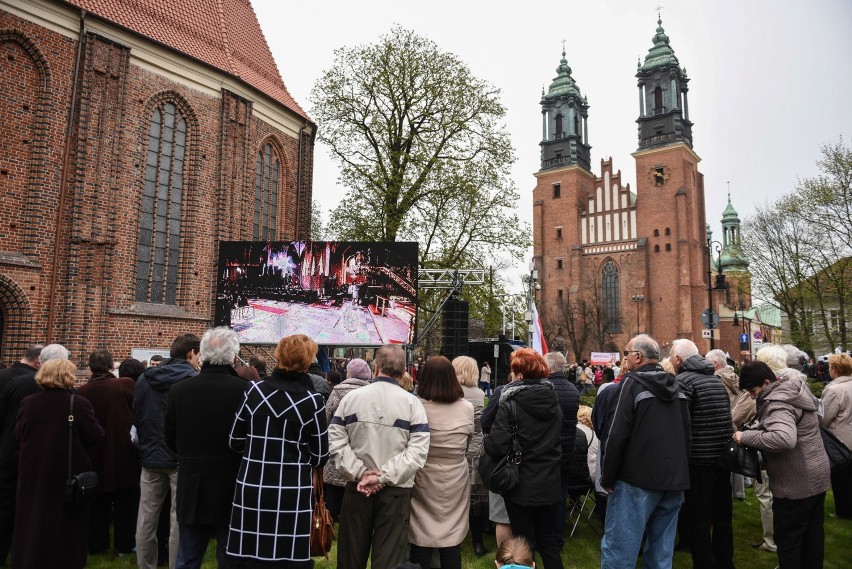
[482,349,563,569]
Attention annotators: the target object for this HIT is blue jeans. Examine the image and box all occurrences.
[176,523,228,569]
[600,480,683,569]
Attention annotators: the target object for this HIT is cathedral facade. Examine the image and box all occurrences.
[0,0,314,364]
[533,19,713,359]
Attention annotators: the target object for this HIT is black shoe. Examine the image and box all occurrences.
[474,543,487,558]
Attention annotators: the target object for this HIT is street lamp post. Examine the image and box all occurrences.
[525,262,540,348]
[631,295,645,335]
[706,237,725,349]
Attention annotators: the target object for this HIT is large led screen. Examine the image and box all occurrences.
[215,241,418,346]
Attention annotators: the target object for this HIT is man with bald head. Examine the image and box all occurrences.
[329,345,430,569]
[543,351,579,550]
[670,339,735,569]
[600,334,691,568]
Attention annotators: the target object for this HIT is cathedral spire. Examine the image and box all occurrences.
[719,191,749,272]
[635,17,693,150]
[539,48,591,171]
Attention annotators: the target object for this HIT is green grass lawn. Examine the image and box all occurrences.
[87,487,850,568]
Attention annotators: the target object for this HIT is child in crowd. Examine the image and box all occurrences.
[494,537,535,569]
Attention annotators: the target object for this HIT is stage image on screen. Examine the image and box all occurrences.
[215,241,418,346]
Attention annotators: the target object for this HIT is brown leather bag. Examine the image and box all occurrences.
[310,469,334,558]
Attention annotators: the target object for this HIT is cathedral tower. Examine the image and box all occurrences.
[632,18,709,349]
[540,51,591,171]
[635,18,693,149]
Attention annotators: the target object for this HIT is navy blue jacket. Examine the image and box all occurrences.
[133,358,198,468]
[601,364,691,491]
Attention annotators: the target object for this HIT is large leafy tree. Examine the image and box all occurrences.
[742,138,852,353]
[310,26,528,267]
[310,26,529,345]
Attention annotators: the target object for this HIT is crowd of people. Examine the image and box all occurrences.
[0,331,848,569]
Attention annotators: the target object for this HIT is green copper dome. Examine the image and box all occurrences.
[542,51,582,102]
[720,247,749,272]
[639,19,680,73]
[722,193,739,221]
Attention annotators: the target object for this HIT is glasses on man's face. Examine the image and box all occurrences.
[623,350,640,357]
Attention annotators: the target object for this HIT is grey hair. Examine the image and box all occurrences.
[670,339,699,361]
[782,344,808,371]
[632,334,660,361]
[705,349,728,369]
[544,352,567,374]
[39,344,70,363]
[374,345,406,379]
[199,327,240,365]
[755,344,787,373]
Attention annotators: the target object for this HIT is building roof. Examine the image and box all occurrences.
[638,18,680,73]
[542,50,583,102]
[65,0,310,121]
[722,193,739,221]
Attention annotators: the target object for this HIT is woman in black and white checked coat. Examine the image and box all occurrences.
[224,334,329,568]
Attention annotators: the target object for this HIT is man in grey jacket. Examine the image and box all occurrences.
[329,345,429,569]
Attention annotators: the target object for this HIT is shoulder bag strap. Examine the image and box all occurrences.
[507,400,522,464]
[67,393,75,480]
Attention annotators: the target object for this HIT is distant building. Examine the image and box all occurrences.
[777,257,852,357]
[534,18,709,357]
[0,0,314,363]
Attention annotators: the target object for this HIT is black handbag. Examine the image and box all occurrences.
[820,426,852,469]
[479,399,521,495]
[64,394,99,506]
[718,435,762,483]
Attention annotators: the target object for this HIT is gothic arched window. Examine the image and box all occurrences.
[555,113,563,137]
[254,143,279,240]
[602,260,621,333]
[136,101,188,304]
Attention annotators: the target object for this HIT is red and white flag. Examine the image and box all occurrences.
[531,302,548,355]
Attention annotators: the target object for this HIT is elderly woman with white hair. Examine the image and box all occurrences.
[323,358,373,521]
[735,357,829,569]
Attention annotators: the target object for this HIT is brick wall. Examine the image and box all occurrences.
[0,10,313,366]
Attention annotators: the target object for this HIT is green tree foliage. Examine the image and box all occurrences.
[742,138,851,353]
[310,26,530,346]
[310,26,529,268]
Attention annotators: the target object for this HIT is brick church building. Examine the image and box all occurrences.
[534,19,730,359]
[0,0,314,364]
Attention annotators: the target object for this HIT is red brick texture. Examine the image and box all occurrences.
[0,9,312,366]
[534,143,711,360]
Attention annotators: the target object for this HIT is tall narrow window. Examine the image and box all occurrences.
[654,87,663,113]
[553,183,561,199]
[136,101,187,304]
[254,143,279,240]
[555,114,563,137]
[602,260,621,333]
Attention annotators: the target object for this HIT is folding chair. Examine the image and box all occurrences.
[566,482,602,538]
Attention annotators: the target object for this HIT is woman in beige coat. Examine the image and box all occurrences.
[820,353,852,518]
[409,356,474,569]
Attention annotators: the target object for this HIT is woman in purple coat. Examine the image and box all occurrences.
[13,359,104,569]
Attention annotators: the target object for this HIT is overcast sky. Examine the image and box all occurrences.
[253,0,852,287]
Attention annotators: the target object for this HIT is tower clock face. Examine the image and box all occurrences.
[649,166,670,186]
